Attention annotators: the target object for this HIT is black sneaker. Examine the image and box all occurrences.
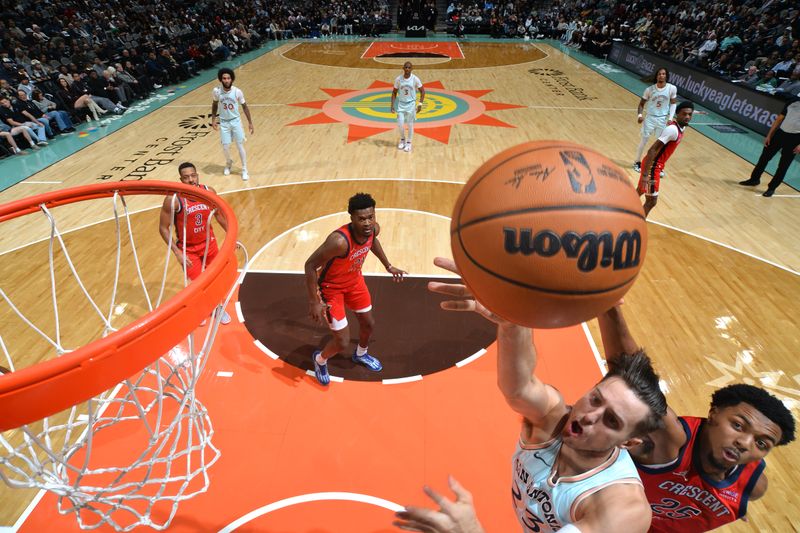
[762,189,775,197]
[739,179,760,186]
[633,162,641,172]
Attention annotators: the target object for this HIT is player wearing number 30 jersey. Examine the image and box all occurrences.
[211,68,254,181]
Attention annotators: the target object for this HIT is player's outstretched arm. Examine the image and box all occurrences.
[597,303,687,462]
[429,257,566,433]
[304,232,347,325]
[370,230,406,282]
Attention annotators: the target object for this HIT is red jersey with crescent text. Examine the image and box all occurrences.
[174,185,217,247]
[318,224,373,290]
[639,416,765,533]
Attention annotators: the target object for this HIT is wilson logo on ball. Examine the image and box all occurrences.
[502,227,643,272]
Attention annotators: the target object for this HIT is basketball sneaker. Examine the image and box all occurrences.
[223,160,232,176]
[632,161,641,172]
[352,351,382,371]
[404,143,412,153]
[397,139,406,150]
[242,169,249,181]
[313,350,330,385]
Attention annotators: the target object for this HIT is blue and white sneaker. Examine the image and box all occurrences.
[313,350,330,385]
[352,351,382,372]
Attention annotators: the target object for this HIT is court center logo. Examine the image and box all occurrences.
[179,113,213,129]
[286,80,524,144]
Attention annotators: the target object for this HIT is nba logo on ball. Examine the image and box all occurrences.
[451,141,647,328]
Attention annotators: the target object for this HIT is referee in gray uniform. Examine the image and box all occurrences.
[739,96,800,196]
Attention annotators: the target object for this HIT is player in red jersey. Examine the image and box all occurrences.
[597,303,795,532]
[637,101,694,218]
[159,161,231,324]
[304,193,407,386]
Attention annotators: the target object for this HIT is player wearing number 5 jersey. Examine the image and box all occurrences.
[158,162,231,323]
[391,62,424,153]
[304,193,407,386]
[633,68,677,173]
[211,68,254,181]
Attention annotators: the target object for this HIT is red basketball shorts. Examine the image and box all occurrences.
[319,276,372,331]
[180,239,219,281]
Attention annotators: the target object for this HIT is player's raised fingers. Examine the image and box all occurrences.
[433,256,459,274]
[427,281,472,298]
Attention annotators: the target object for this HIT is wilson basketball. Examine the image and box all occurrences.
[451,140,647,328]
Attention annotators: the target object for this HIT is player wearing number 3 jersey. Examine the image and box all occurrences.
[391,62,424,153]
[158,162,231,323]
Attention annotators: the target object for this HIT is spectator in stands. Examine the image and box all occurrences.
[773,51,797,77]
[56,77,104,123]
[776,69,800,96]
[15,89,56,137]
[0,125,25,154]
[689,31,718,64]
[17,76,35,98]
[31,89,75,133]
[755,70,780,90]
[0,96,48,145]
[737,66,762,87]
[0,120,37,151]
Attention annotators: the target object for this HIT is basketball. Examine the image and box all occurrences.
[451,140,647,328]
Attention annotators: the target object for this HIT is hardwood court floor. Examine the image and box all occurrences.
[1,41,799,532]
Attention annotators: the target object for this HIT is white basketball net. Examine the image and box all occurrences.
[0,190,246,530]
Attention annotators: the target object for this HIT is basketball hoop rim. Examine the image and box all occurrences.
[0,180,239,431]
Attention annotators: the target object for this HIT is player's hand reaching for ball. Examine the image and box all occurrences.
[428,257,508,325]
[387,265,407,282]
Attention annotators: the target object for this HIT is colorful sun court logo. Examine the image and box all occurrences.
[287,80,525,143]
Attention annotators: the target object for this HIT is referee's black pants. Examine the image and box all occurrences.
[750,129,800,191]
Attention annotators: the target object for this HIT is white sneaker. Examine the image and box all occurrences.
[153,84,163,89]
[242,169,249,181]
[404,143,412,152]
[37,140,48,146]
[100,120,110,126]
[12,147,21,154]
[223,160,232,176]
[397,139,406,150]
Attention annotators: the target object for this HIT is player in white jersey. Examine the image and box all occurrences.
[391,62,425,153]
[633,68,677,173]
[211,68,254,181]
[394,257,666,533]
